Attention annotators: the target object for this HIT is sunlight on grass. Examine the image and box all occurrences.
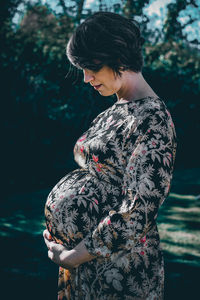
[0,189,48,237]
[158,192,200,266]
[170,192,200,200]
[0,214,46,237]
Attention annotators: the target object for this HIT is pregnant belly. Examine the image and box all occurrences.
[44,168,120,249]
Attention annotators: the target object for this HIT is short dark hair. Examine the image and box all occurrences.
[66,12,145,76]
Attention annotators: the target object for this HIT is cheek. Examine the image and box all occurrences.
[102,83,119,96]
[109,80,120,93]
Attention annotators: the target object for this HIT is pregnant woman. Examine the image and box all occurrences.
[43,12,177,300]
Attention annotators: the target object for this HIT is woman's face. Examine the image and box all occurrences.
[82,65,122,97]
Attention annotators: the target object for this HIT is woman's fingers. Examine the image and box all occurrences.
[43,229,52,240]
[43,229,73,268]
[43,229,55,251]
[48,250,54,260]
[44,236,50,250]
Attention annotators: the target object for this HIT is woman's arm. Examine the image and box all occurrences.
[83,109,177,258]
[43,229,95,269]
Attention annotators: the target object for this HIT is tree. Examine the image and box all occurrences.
[1,0,200,194]
[123,0,150,18]
[58,0,86,24]
[163,0,199,42]
[0,0,23,27]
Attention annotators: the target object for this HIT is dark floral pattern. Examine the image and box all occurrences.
[45,96,177,299]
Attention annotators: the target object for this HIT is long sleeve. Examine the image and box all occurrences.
[83,107,177,258]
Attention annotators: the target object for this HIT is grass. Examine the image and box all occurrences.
[157,168,200,299]
[0,168,199,300]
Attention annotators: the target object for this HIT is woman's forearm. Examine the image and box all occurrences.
[62,240,95,268]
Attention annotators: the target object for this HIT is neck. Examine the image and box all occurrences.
[116,71,158,102]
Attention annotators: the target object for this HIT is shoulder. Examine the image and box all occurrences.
[127,97,172,122]
[124,97,176,139]
[126,97,167,117]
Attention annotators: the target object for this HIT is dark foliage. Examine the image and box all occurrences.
[1,0,199,196]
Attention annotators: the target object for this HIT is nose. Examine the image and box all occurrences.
[83,70,95,83]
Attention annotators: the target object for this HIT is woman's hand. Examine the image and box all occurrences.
[43,229,78,270]
[43,229,95,270]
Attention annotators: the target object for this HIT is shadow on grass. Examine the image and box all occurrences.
[0,189,58,299]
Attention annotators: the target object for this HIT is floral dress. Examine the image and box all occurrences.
[44,96,177,300]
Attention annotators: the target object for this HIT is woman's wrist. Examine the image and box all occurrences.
[60,241,95,269]
[60,249,79,269]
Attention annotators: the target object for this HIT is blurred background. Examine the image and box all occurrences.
[0,0,200,299]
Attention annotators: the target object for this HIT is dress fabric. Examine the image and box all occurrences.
[45,96,177,300]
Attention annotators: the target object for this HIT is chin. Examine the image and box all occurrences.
[99,90,114,97]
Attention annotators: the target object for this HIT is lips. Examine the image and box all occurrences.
[93,84,102,90]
